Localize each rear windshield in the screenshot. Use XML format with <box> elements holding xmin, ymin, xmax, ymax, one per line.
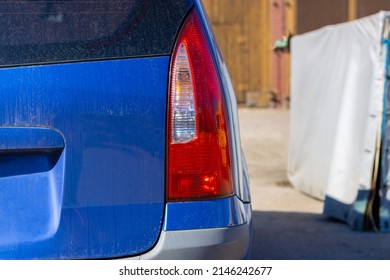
<box><xmin>0</xmin><ymin>0</ymin><xmax>192</xmax><ymax>67</ymax></box>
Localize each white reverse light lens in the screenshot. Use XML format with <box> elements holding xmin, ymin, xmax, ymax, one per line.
<box><xmin>171</xmin><ymin>42</ymin><xmax>196</xmax><ymax>144</ymax></box>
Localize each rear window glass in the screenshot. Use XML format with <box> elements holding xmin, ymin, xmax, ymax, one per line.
<box><xmin>0</xmin><ymin>0</ymin><xmax>192</xmax><ymax>67</ymax></box>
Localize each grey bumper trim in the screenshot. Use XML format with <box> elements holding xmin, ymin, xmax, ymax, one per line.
<box><xmin>127</xmin><ymin>223</ymin><xmax>251</xmax><ymax>260</ymax></box>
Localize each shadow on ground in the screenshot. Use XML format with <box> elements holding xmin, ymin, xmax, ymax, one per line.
<box><xmin>251</xmin><ymin>211</ymin><xmax>390</xmax><ymax>260</ymax></box>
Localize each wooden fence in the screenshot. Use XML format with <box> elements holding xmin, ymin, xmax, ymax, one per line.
<box><xmin>203</xmin><ymin>0</ymin><xmax>271</xmax><ymax>106</ymax></box>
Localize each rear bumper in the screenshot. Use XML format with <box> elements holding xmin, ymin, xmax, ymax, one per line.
<box><xmin>139</xmin><ymin>222</ymin><xmax>251</xmax><ymax>260</ymax></box>
<box><xmin>128</xmin><ymin>199</ymin><xmax>252</xmax><ymax>260</ymax></box>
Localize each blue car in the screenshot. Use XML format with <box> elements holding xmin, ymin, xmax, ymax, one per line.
<box><xmin>0</xmin><ymin>0</ymin><xmax>251</xmax><ymax>259</ymax></box>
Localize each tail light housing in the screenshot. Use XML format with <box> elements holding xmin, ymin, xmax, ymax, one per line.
<box><xmin>167</xmin><ymin>9</ymin><xmax>233</xmax><ymax>202</ymax></box>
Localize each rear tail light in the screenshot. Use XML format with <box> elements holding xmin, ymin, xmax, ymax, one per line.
<box><xmin>167</xmin><ymin>9</ymin><xmax>233</xmax><ymax>202</ymax></box>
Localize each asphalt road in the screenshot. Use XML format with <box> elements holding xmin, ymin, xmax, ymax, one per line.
<box><xmin>238</xmin><ymin>108</ymin><xmax>390</xmax><ymax>260</ymax></box>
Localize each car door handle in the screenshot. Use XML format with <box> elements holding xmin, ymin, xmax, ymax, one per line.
<box><xmin>0</xmin><ymin>127</ymin><xmax>65</xmax><ymax>178</ymax></box>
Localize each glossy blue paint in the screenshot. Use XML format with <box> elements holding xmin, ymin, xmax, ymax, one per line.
<box><xmin>0</xmin><ymin>150</ymin><xmax>65</xmax><ymax>249</ymax></box>
<box><xmin>164</xmin><ymin>196</ymin><xmax>248</xmax><ymax>231</ymax></box>
<box><xmin>0</xmin><ymin>57</ymin><xmax>168</xmax><ymax>258</ymax></box>
<box><xmin>0</xmin><ymin>127</ymin><xmax>64</xmax><ymax>150</ymax></box>
<box><xmin>0</xmin><ymin>204</ymin><xmax>164</xmax><ymax>259</ymax></box>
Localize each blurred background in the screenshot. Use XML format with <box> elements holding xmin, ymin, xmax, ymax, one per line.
<box><xmin>202</xmin><ymin>0</ymin><xmax>390</xmax><ymax>108</ymax></box>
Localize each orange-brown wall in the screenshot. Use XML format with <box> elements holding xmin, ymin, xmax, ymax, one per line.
<box><xmin>202</xmin><ymin>0</ymin><xmax>270</xmax><ymax>106</ymax></box>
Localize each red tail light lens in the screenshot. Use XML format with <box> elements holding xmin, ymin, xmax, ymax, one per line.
<box><xmin>167</xmin><ymin>10</ymin><xmax>233</xmax><ymax>202</ymax></box>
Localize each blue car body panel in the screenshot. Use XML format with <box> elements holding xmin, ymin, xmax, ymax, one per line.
<box><xmin>0</xmin><ymin>57</ymin><xmax>168</xmax><ymax>258</ymax></box>
<box><xmin>0</xmin><ymin>0</ymin><xmax>252</xmax><ymax>259</ymax></box>
<box><xmin>164</xmin><ymin>196</ymin><xmax>248</xmax><ymax>231</ymax></box>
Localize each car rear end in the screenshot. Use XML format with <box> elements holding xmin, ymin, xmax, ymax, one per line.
<box><xmin>0</xmin><ymin>0</ymin><xmax>251</xmax><ymax>259</ymax></box>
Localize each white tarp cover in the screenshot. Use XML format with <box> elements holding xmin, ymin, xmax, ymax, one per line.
<box><xmin>289</xmin><ymin>12</ymin><xmax>389</xmax><ymax>227</ymax></box>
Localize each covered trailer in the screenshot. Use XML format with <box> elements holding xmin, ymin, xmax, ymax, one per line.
<box><xmin>289</xmin><ymin>11</ymin><xmax>390</xmax><ymax>231</ymax></box>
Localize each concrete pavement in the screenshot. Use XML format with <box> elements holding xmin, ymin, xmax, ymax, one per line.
<box><xmin>239</xmin><ymin>108</ymin><xmax>390</xmax><ymax>259</ymax></box>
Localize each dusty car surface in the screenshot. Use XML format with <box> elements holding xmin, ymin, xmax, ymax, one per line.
<box><xmin>0</xmin><ymin>0</ymin><xmax>251</xmax><ymax>259</ymax></box>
